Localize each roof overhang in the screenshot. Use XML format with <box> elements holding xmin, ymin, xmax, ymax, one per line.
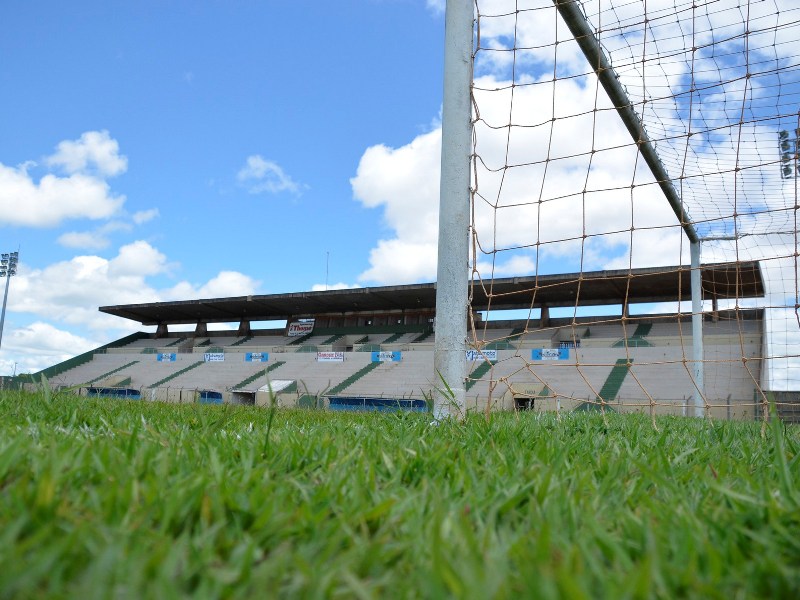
<box><xmin>99</xmin><ymin>261</ymin><xmax>764</xmax><ymax>326</ymax></box>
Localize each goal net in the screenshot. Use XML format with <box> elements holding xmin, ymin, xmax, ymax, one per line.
<box><xmin>461</xmin><ymin>0</ymin><xmax>800</xmax><ymax>419</ymax></box>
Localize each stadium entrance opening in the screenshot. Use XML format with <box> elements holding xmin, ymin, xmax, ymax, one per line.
<box><xmin>514</xmin><ymin>396</ymin><xmax>535</xmax><ymax>411</ymax></box>
<box><xmin>231</xmin><ymin>391</ymin><xmax>255</xmax><ymax>405</ymax></box>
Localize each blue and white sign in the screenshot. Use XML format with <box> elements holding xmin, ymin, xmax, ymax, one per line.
<box><xmin>532</xmin><ymin>348</ymin><xmax>569</xmax><ymax>361</ymax></box>
<box><xmin>466</xmin><ymin>349</ymin><xmax>498</xmax><ymax>361</ymax></box>
<box><xmin>204</xmin><ymin>352</ymin><xmax>225</xmax><ymax>362</ymax></box>
<box><xmin>371</xmin><ymin>351</ymin><xmax>402</xmax><ymax>362</ymax></box>
<box><xmin>245</xmin><ymin>352</ymin><xmax>269</xmax><ymax>362</ymax></box>
<box><xmin>157</xmin><ymin>353</ymin><xmax>176</xmax><ymax>362</ymax></box>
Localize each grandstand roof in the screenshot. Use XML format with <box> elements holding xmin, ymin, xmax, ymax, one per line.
<box><xmin>99</xmin><ymin>261</ymin><xmax>764</xmax><ymax>326</ymax></box>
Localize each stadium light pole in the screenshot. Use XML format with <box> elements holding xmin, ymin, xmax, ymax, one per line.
<box><xmin>434</xmin><ymin>0</ymin><xmax>473</xmax><ymax>420</ymax></box>
<box><xmin>0</xmin><ymin>251</ymin><xmax>19</xmax><ymax>351</ymax></box>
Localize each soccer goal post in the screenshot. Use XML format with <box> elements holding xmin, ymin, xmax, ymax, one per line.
<box><xmin>435</xmin><ymin>0</ymin><xmax>800</xmax><ymax>421</ymax></box>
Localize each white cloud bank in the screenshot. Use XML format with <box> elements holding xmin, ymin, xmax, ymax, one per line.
<box><xmin>352</xmin><ymin>0</ymin><xmax>799</xmax><ymax>288</ymax></box>
<box><xmin>10</xmin><ymin>241</ymin><xmax>259</xmax><ymax>335</ymax></box>
<box><xmin>0</xmin><ymin>130</ymin><xmax>128</xmax><ymax>227</ymax></box>
<box><xmin>351</xmin><ymin>0</ymin><xmax>800</xmax><ymax>390</ymax></box>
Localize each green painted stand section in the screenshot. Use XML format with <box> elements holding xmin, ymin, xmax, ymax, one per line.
<box><xmin>18</xmin><ymin>332</ymin><xmax>149</xmax><ymax>385</ymax></box>
<box><xmin>164</xmin><ymin>338</ymin><xmax>186</xmax><ymax>347</ymax></box>
<box><xmin>485</xmin><ymin>327</ymin><xmax>525</xmax><ymax>350</ymax></box>
<box><xmin>328</xmin><ymin>362</ymin><xmax>381</xmax><ymax>395</ymax></box>
<box><xmin>596</xmin><ymin>358</ymin><xmax>633</xmax><ymax>402</ymax></box>
<box><xmin>466</xmin><ymin>360</ymin><xmax>496</xmax><ymax>391</ymax></box>
<box><xmin>281</xmin><ymin>381</ymin><xmax>298</xmax><ymax>394</ymax></box>
<box><xmin>288</xmin><ymin>333</ymin><xmax>314</xmax><ymax>346</ymax></box>
<box><xmin>382</xmin><ymin>332</ymin><xmax>405</xmax><ymax>344</ymax></box>
<box><xmin>297</xmin><ymin>394</ymin><xmax>316</xmax><ymax>408</ymax></box>
<box><xmin>230</xmin><ymin>336</ymin><xmax>253</xmax><ymax>347</ymax></box>
<box><xmin>149</xmin><ymin>361</ymin><xmax>204</xmax><ymax>388</ymax></box>
<box><xmin>612</xmin><ymin>324</ymin><xmax>653</xmax><ymax>347</ymax></box>
<box><xmin>87</xmin><ymin>360</ymin><xmax>140</xmax><ymax>386</ymax></box>
<box><xmin>412</xmin><ymin>329</ymin><xmax>434</xmax><ymax>343</ymax></box>
<box><xmin>322</xmin><ymin>334</ymin><xmax>345</xmax><ymax>345</ymax></box>
<box><xmin>232</xmin><ymin>361</ymin><xmax>286</xmax><ymax>390</ymax></box>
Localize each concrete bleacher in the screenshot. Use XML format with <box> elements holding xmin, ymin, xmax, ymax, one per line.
<box><xmin>35</xmin><ymin>313</ymin><xmax>767</xmax><ymax>418</ymax></box>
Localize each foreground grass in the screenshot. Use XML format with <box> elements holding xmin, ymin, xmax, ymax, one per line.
<box><xmin>0</xmin><ymin>391</ymin><xmax>798</xmax><ymax>599</ymax></box>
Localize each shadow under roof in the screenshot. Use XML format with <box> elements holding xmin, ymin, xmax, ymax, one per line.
<box><xmin>99</xmin><ymin>261</ymin><xmax>764</xmax><ymax>326</ymax></box>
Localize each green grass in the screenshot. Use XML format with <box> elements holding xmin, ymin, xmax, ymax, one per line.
<box><xmin>0</xmin><ymin>390</ymin><xmax>798</xmax><ymax>598</ymax></box>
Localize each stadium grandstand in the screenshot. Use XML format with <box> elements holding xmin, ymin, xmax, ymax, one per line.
<box><xmin>13</xmin><ymin>259</ymin><xmax>796</xmax><ymax>421</ymax></box>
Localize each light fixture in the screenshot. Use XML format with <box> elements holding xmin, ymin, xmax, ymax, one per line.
<box><xmin>0</xmin><ymin>251</ymin><xmax>19</xmax><ymax>352</ymax></box>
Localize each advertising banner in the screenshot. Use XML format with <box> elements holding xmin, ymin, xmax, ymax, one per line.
<box><xmin>157</xmin><ymin>353</ymin><xmax>177</xmax><ymax>362</ymax></box>
<box><xmin>465</xmin><ymin>349</ymin><xmax>498</xmax><ymax>362</ymax></box>
<box><xmin>371</xmin><ymin>351</ymin><xmax>402</xmax><ymax>362</ymax></box>
<box><xmin>245</xmin><ymin>352</ymin><xmax>269</xmax><ymax>362</ymax></box>
<box><xmin>317</xmin><ymin>351</ymin><xmax>344</xmax><ymax>362</ymax></box>
<box><xmin>204</xmin><ymin>352</ymin><xmax>225</xmax><ymax>362</ymax></box>
<box><xmin>288</xmin><ymin>320</ymin><xmax>315</xmax><ymax>337</ymax></box>
<box><xmin>532</xmin><ymin>348</ymin><xmax>570</xmax><ymax>361</ymax></box>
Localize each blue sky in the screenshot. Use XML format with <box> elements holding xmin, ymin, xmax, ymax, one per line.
<box><xmin>0</xmin><ymin>0</ymin><xmax>449</xmax><ymax>373</ymax></box>
<box><xmin>2</xmin><ymin>0</ymin><xmax>798</xmax><ymax>388</ymax></box>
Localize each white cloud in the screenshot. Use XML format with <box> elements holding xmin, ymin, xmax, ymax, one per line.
<box><xmin>351</xmin><ymin>129</ymin><xmax>442</xmax><ymax>284</ymax></box>
<box><xmin>350</xmin><ymin>75</ymin><xmax>684</xmax><ymax>284</ymax></box>
<box><xmin>360</xmin><ymin>239</ymin><xmax>439</xmax><ymax>284</ymax></box>
<box><xmin>164</xmin><ymin>271</ymin><xmax>260</xmax><ymax>300</ymax></box>
<box><xmin>353</xmin><ymin>1</ymin><xmax>800</xmax><ymax>289</ymax></box>
<box><xmin>0</xmin><ymin>322</ymin><xmax>99</xmax><ymax>375</ymax></box>
<box><xmin>237</xmin><ymin>155</ymin><xmax>304</xmax><ymax>195</ymax></box>
<box><xmin>57</xmin><ymin>231</ymin><xmax>110</xmax><ymax>250</ymax></box>
<box><xmin>58</xmin><ymin>207</ymin><xmax>160</xmax><ymax>250</ymax></box>
<box><xmin>132</xmin><ymin>208</ymin><xmax>160</xmax><ymax>224</ymax></box>
<box><xmin>6</xmin><ymin>321</ymin><xmax>98</xmax><ymax>356</ymax></box>
<box><xmin>426</xmin><ymin>0</ymin><xmax>445</xmax><ymax>14</ymax></box>
<box><xmin>57</xmin><ymin>220</ymin><xmax>133</xmax><ymax>250</ymax></box>
<box><xmin>9</xmin><ymin>241</ymin><xmax>257</xmax><ymax>335</ymax></box>
<box><xmin>0</xmin><ymin>131</ymin><xmax>127</xmax><ymax>227</ymax></box>
<box><xmin>0</xmin><ymin>166</ymin><xmax>125</xmax><ymax>227</ymax></box>
<box><xmin>475</xmin><ymin>254</ymin><xmax>538</xmax><ymax>278</ymax></box>
<box><xmin>108</xmin><ymin>240</ymin><xmax>170</xmax><ymax>278</ymax></box>
<box><xmin>46</xmin><ymin>130</ymin><xmax>127</xmax><ymax>177</ymax></box>
<box><xmin>310</xmin><ymin>282</ymin><xmax>361</xmax><ymax>292</ymax></box>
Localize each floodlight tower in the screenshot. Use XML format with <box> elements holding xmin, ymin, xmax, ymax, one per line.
<box><xmin>0</xmin><ymin>251</ymin><xmax>19</xmax><ymax>350</ymax></box>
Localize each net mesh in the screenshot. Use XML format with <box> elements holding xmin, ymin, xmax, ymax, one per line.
<box><xmin>466</xmin><ymin>0</ymin><xmax>800</xmax><ymax>419</ymax></box>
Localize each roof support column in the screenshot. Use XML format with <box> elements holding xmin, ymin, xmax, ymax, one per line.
<box><xmin>540</xmin><ymin>305</ymin><xmax>550</xmax><ymax>328</ymax></box>
<box><xmin>237</xmin><ymin>320</ymin><xmax>251</xmax><ymax>337</ymax></box>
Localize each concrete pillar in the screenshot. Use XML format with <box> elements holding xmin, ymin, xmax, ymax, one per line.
<box><xmin>155</xmin><ymin>323</ymin><xmax>168</xmax><ymax>338</ymax></box>
<box><xmin>540</xmin><ymin>305</ymin><xmax>550</xmax><ymax>328</ymax></box>
<box><xmin>237</xmin><ymin>320</ymin><xmax>251</xmax><ymax>336</ymax></box>
<box><xmin>194</xmin><ymin>322</ymin><xmax>208</xmax><ymax>337</ymax></box>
